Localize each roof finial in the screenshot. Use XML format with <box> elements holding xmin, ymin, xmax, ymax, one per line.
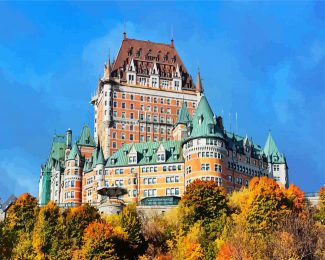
<box><xmin>123</xmin><ymin>19</ymin><xmax>127</xmax><ymax>40</ymax></box>
<box><xmin>171</xmin><ymin>25</ymin><xmax>174</xmax><ymax>47</ymax></box>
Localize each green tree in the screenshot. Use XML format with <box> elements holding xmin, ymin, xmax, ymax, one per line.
<box><xmin>32</xmin><ymin>201</ymin><xmax>61</xmax><ymax>259</ymax></box>
<box><xmin>65</xmin><ymin>204</ymin><xmax>100</xmax><ymax>248</ymax></box>
<box><xmin>120</xmin><ymin>204</ymin><xmax>147</xmax><ymax>257</ymax></box>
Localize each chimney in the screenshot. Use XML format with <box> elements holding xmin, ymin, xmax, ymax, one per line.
<box><xmin>217</xmin><ymin>116</ymin><xmax>223</xmax><ymax>130</ymax></box>
<box><xmin>66</xmin><ymin>128</ymin><xmax>72</xmax><ymax>149</ymax></box>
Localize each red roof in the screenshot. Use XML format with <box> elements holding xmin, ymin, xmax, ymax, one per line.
<box><xmin>111</xmin><ymin>38</ymin><xmax>195</xmax><ymax>91</ymax></box>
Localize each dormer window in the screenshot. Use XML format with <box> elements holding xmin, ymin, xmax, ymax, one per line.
<box><xmin>198</xmin><ymin>115</ymin><xmax>203</xmax><ymax>124</ymax></box>
<box><xmin>128</xmin><ymin>156</ymin><xmax>137</xmax><ymax>164</ymax></box>
<box><xmin>157</xmin><ymin>154</ymin><xmax>165</xmax><ymax>162</ymax></box>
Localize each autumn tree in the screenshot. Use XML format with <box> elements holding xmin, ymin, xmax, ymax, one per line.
<box><xmin>32</xmin><ymin>201</ymin><xmax>61</xmax><ymax>259</ymax></box>
<box><xmin>315</xmin><ymin>186</ymin><xmax>325</xmax><ymax>224</ymax></box>
<box><xmin>180</xmin><ymin>180</ymin><xmax>229</xmax><ymax>229</ymax></box>
<box><xmin>120</xmin><ymin>204</ymin><xmax>147</xmax><ymax>257</ymax></box>
<box><xmin>64</xmin><ymin>203</ymin><xmax>100</xmax><ymax>248</ymax></box>
<box><xmin>1</xmin><ymin>193</ymin><xmax>38</xmax><ymax>259</ymax></box>
<box><xmin>81</xmin><ymin>221</ymin><xmax>129</xmax><ymax>259</ymax></box>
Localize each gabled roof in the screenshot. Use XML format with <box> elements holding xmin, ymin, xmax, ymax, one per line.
<box><xmin>68</xmin><ymin>143</ymin><xmax>80</xmax><ymax>160</ymax></box>
<box><xmin>106</xmin><ymin>140</ymin><xmax>182</xmax><ymax>167</ymax></box>
<box><xmin>111</xmin><ymin>37</ymin><xmax>195</xmax><ymax>90</ymax></box>
<box><xmin>263</xmin><ymin>133</ymin><xmax>286</xmax><ymax>164</ymax></box>
<box><xmin>77</xmin><ymin>125</ymin><xmax>96</xmax><ymax>147</ymax></box>
<box><xmin>176</xmin><ymin>101</ymin><xmax>191</xmax><ymax>126</ymax></box>
<box><xmin>189</xmin><ymin>95</ymin><xmax>224</xmax><ymax>139</ymax></box>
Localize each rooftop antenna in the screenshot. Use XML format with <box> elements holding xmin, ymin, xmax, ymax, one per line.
<box><xmin>235</xmin><ymin>112</ymin><xmax>238</xmax><ymax>133</ymax></box>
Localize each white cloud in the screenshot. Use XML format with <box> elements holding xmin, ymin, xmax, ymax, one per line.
<box><xmin>0</xmin><ymin>147</ymin><xmax>39</xmax><ymax>198</ymax></box>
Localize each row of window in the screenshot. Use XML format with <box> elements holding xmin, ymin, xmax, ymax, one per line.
<box><xmin>65</xmin><ymin>180</ymin><xmax>75</xmax><ymax>188</ymax></box>
<box><xmin>66</xmin><ymin>169</ymin><xmax>78</xmax><ymax>175</ymax></box>
<box><xmin>64</xmin><ymin>191</ymin><xmax>75</xmax><ymax>199</ymax></box>
<box><xmin>112</xmin><ymin>123</ymin><xmax>172</xmax><ymax>133</ymax></box>
<box><xmin>186</xmin><ymin>177</ymin><xmax>222</xmax><ymax>185</ymax></box>
<box><xmin>200</xmin><ymin>163</ymin><xmax>222</xmax><ymax>172</ymax></box>
<box><xmin>198</xmin><ymin>152</ymin><xmax>223</xmax><ymax>159</ymax></box>
<box><xmin>112</xmin><ymin>92</ymin><xmax>195</xmax><ymax>108</ymax></box>
<box><xmin>227</xmin><ymin>162</ymin><xmax>265</xmax><ymax>176</ymax></box>
<box><xmin>166</xmin><ymin>176</ymin><xmax>180</xmax><ymax>183</ymax></box>
<box><xmin>166</xmin><ymin>188</ymin><xmax>180</xmax><ymax>196</ymax></box>
<box><xmin>112</xmin><ymin>135</ymin><xmax>171</xmax><ymax>148</ymax></box>
<box><xmin>143</xmin><ymin>177</ymin><xmax>157</xmax><ymax>185</ymax></box>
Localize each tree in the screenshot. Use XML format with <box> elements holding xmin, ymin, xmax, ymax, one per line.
<box><xmin>235</xmin><ymin>177</ymin><xmax>290</xmax><ymax>233</ymax></box>
<box><xmin>5</xmin><ymin>193</ymin><xmax>38</xmax><ymax>233</ymax></box>
<box><xmin>120</xmin><ymin>204</ymin><xmax>146</xmax><ymax>257</ymax></box>
<box><xmin>167</xmin><ymin>224</ymin><xmax>204</xmax><ymax>260</ymax></box>
<box><xmin>65</xmin><ymin>204</ymin><xmax>100</xmax><ymax>248</ymax></box>
<box><xmin>181</xmin><ymin>180</ymin><xmax>229</xmax><ymax>228</ymax></box>
<box><xmin>315</xmin><ymin>186</ymin><xmax>325</xmax><ymax>224</ymax></box>
<box><xmin>32</xmin><ymin>201</ymin><xmax>60</xmax><ymax>259</ymax></box>
<box><xmin>81</xmin><ymin>221</ymin><xmax>129</xmax><ymax>260</ymax></box>
<box><xmin>1</xmin><ymin>193</ymin><xmax>38</xmax><ymax>259</ymax></box>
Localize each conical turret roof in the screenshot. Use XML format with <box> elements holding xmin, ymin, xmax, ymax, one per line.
<box><xmin>176</xmin><ymin>101</ymin><xmax>191</xmax><ymax>126</ymax></box>
<box><xmin>96</xmin><ymin>147</ymin><xmax>105</xmax><ymax>165</ymax></box>
<box><xmin>189</xmin><ymin>95</ymin><xmax>223</xmax><ymax>139</ymax></box>
<box><xmin>263</xmin><ymin>132</ymin><xmax>286</xmax><ymax>164</ymax></box>
<box><xmin>68</xmin><ymin>143</ymin><xmax>80</xmax><ymax>160</ymax></box>
<box><xmin>77</xmin><ymin>125</ymin><xmax>96</xmax><ymax>147</ymax></box>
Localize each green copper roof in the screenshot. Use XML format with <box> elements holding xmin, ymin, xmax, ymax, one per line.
<box><xmin>263</xmin><ymin>133</ymin><xmax>286</xmax><ymax>164</ymax></box>
<box><xmin>176</xmin><ymin>101</ymin><xmax>191</xmax><ymax>125</ymax></box>
<box><xmin>96</xmin><ymin>147</ymin><xmax>105</xmax><ymax>165</ymax></box>
<box><xmin>188</xmin><ymin>95</ymin><xmax>224</xmax><ymax>139</ymax></box>
<box><xmin>68</xmin><ymin>143</ymin><xmax>81</xmax><ymax>160</ymax></box>
<box><xmin>77</xmin><ymin>125</ymin><xmax>96</xmax><ymax>147</ymax></box>
<box><xmin>106</xmin><ymin>140</ymin><xmax>182</xmax><ymax>167</ymax></box>
<box><xmin>48</xmin><ymin>134</ymin><xmax>66</xmax><ymax>162</ymax></box>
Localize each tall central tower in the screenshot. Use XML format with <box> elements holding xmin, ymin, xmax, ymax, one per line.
<box><xmin>91</xmin><ymin>35</ymin><xmax>202</xmax><ymax>158</ymax></box>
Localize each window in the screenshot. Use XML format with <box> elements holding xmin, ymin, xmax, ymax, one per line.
<box><xmin>157</xmin><ymin>154</ymin><xmax>165</xmax><ymax>162</ymax></box>
<box><xmin>186</xmin><ymin>166</ymin><xmax>192</xmax><ymax>174</ymax></box>
<box><xmin>130</xmin><ymin>125</ymin><xmax>134</xmax><ymax>131</ymax></box>
<box><xmin>130</xmin><ymin>113</ymin><xmax>134</xmax><ymax>119</ymax></box>
<box><xmin>122</xmin><ymin>112</ymin><xmax>126</xmax><ymax>119</ymax></box>
<box><xmin>201</xmin><ymin>163</ymin><xmax>210</xmax><ymax>171</ymax></box>
<box><xmin>215</xmin><ymin>164</ymin><xmax>222</xmax><ymax>172</ymax></box>
<box><xmin>112</xmin><ymin>142</ymin><xmax>117</xmax><ymax>148</ymax></box>
<box><xmin>112</xmin><ymin>132</ymin><xmax>116</xmax><ymax>138</ymax></box>
<box><xmin>122</xmin><ymin>93</ymin><xmax>126</xmax><ymax>99</ymax></box>
<box><xmin>122</xmin><ymin>103</ymin><xmax>126</xmax><ymax>109</ymax></box>
<box><xmin>130</xmin><ymin>134</ymin><xmax>134</xmax><ymax>141</ymax></box>
<box><xmin>152</xmin><ymin>77</ymin><xmax>158</xmax><ymax>87</ymax></box>
<box><xmin>160</xmin><ymin>98</ymin><xmax>164</xmax><ymax>104</ymax></box>
<box><xmin>121</xmin><ymin>133</ymin><xmax>125</xmax><ymax>140</ymax></box>
<box><xmin>113</xmin><ymin>101</ymin><xmax>117</xmax><ymax>107</ymax></box>
<box><xmin>228</xmin><ymin>175</ymin><xmax>233</xmax><ymax>182</ymax></box>
<box><xmin>130</xmin><ymin>103</ymin><xmax>134</xmax><ymax>109</ymax></box>
<box><xmin>131</xmin><ymin>94</ymin><xmax>134</xmax><ymax>100</ymax></box>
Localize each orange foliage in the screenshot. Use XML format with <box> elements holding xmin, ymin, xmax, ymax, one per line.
<box><xmin>216</xmin><ymin>243</ymin><xmax>235</xmax><ymax>260</ymax></box>
<box><xmin>285</xmin><ymin>184</ymin><xmax>305</xmax><ymax>210</ymax></box>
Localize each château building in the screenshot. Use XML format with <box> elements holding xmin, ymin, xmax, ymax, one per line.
<box><xmin>38</xmin><ymin>35</ymin><xmax>289</xmax><ymax>209</ymax></box>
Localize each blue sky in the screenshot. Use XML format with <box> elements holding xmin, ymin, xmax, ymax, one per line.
<box><xmin>0</xmin><ymin>1</ymin><xmax>324</xmax><ymax>200</ymax></box>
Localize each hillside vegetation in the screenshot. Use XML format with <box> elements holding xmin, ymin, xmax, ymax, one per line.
<box><xmin>0</xmin><ymin>177</ymin><xmax>324</xmax><ymax>259</ymax></box>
